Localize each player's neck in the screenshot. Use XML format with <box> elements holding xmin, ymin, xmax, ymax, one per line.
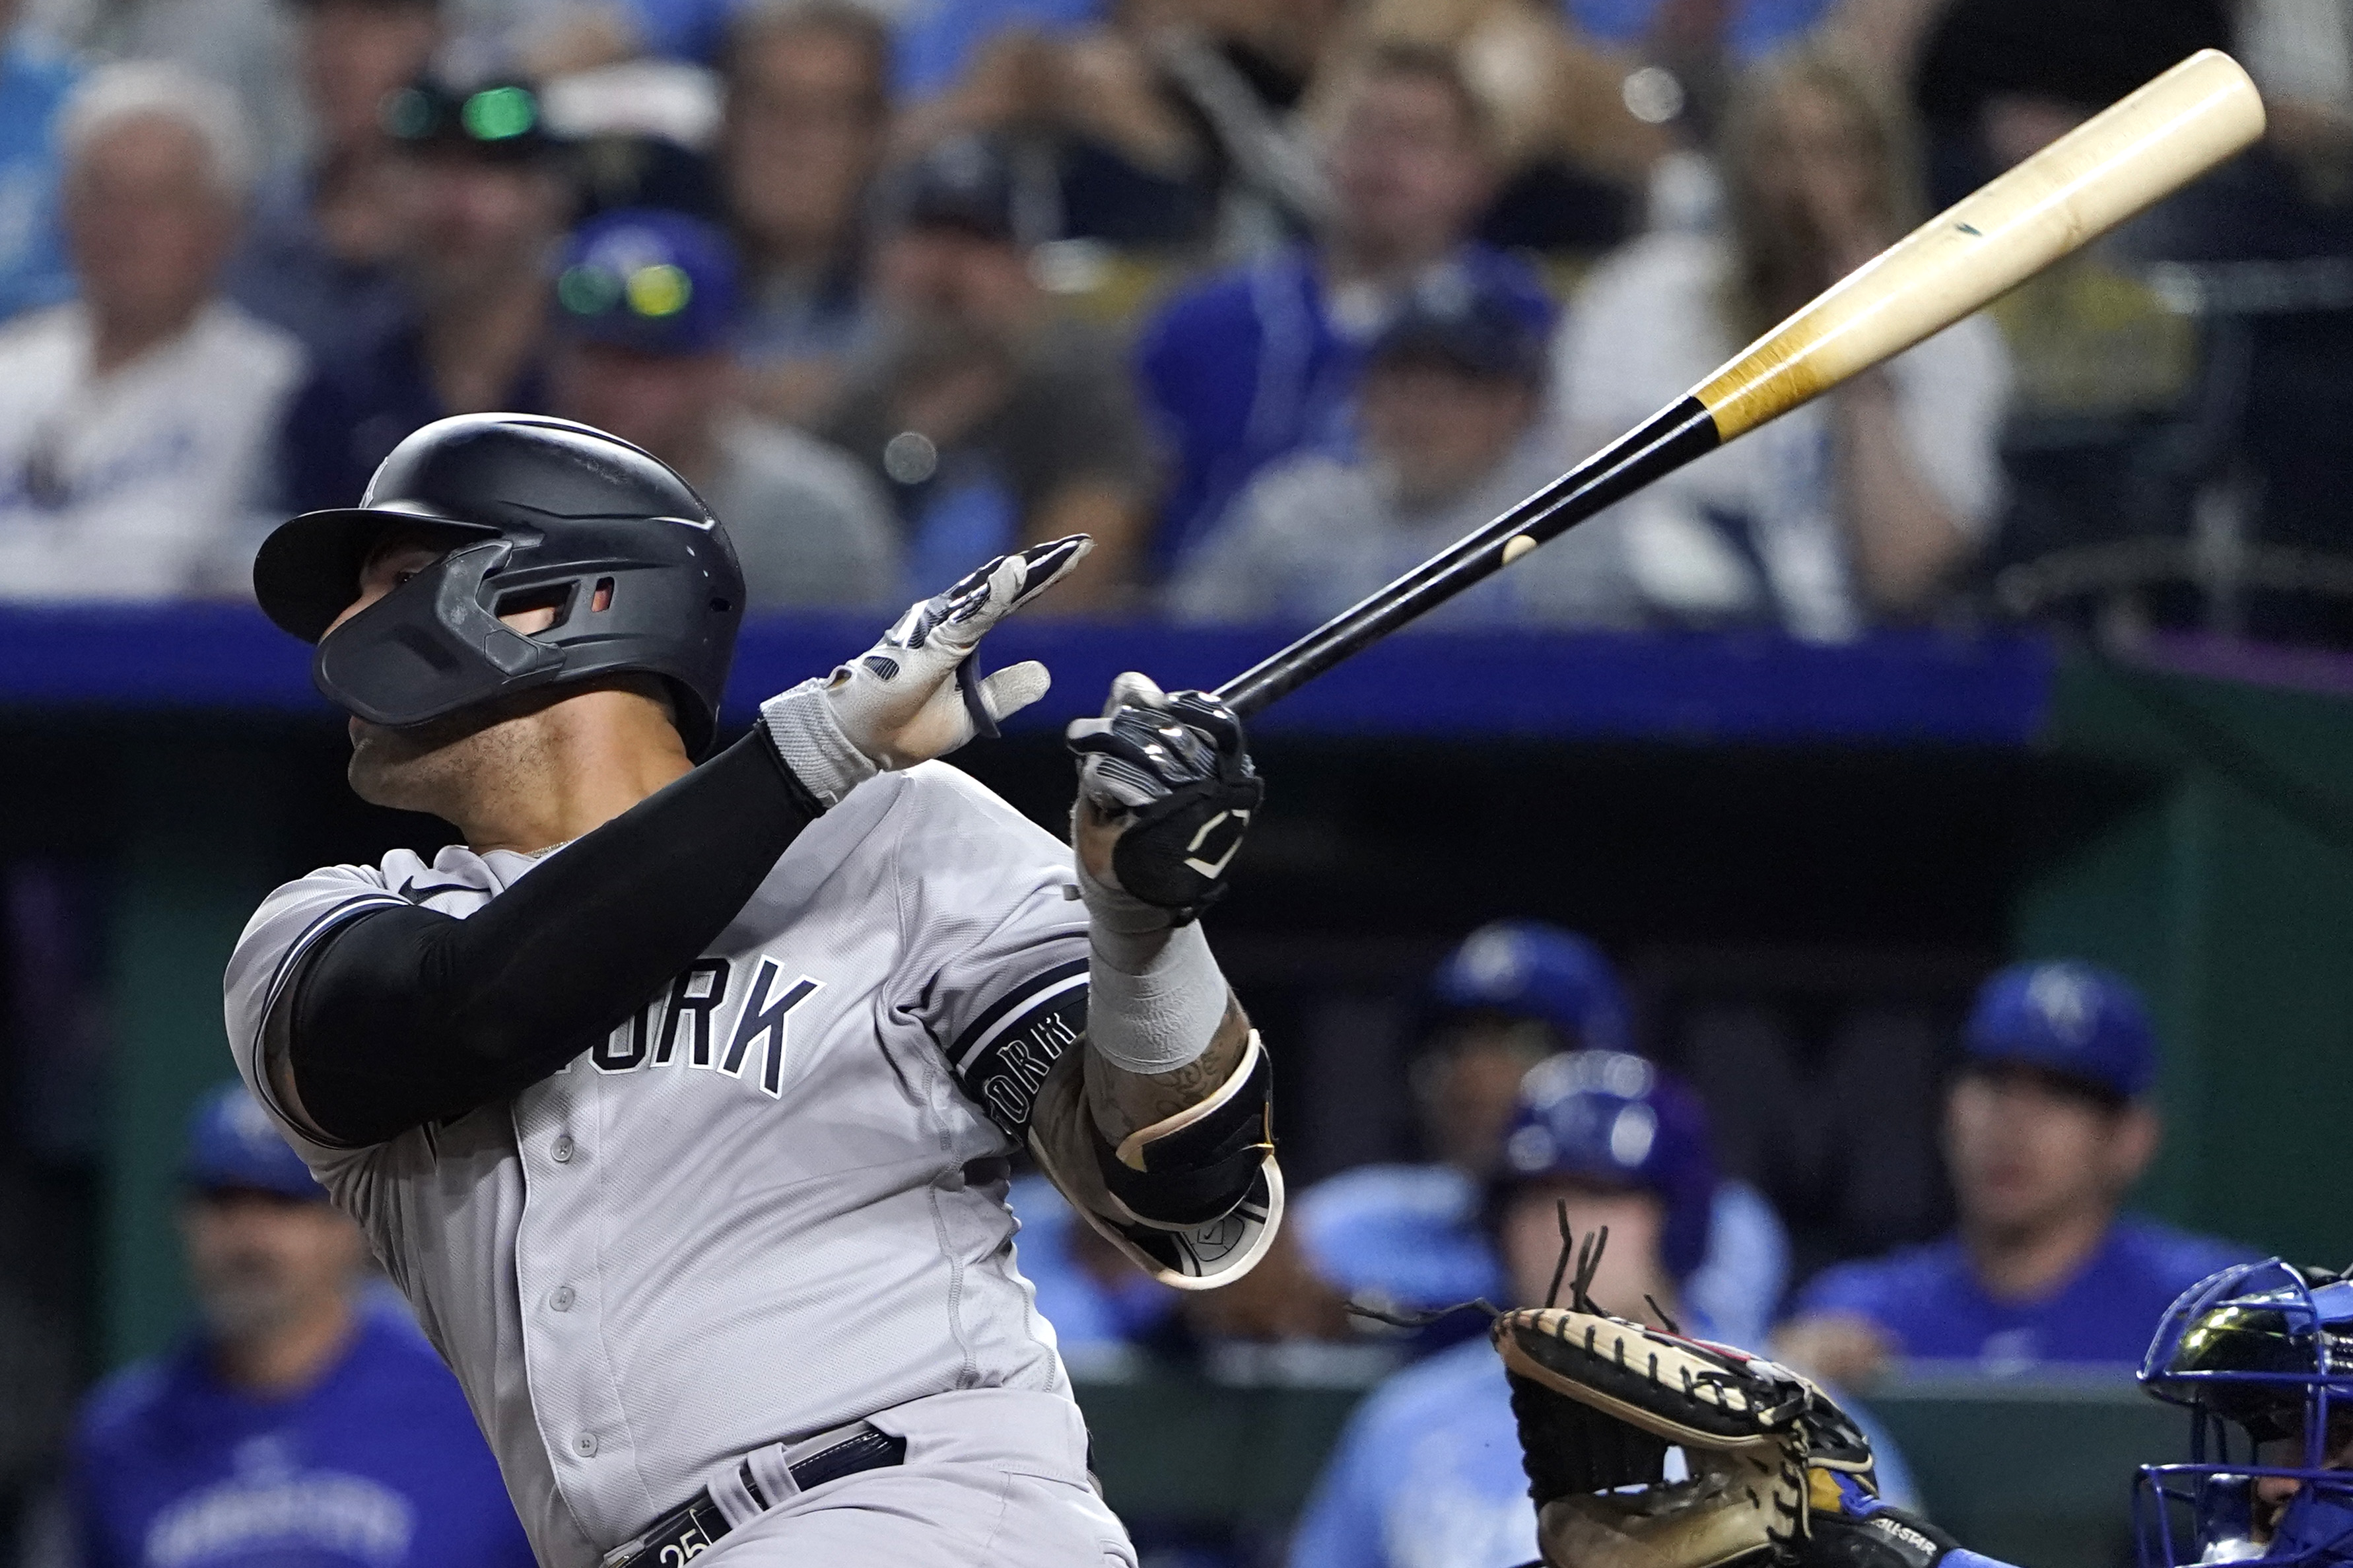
<box><xmin>1961</xmin><ymin>1202</ymin><xmax>2115</xmax><ymax>1302</ymax></box>
<box><xmin>213</xmin><ymin>1290</ymin><xmax>358</xmax><ymax>1399</ymax></box>
<box><xmin>454</xmin><ymin>693</ymin><xmax>695</xmax><ymax>855</ymax></box>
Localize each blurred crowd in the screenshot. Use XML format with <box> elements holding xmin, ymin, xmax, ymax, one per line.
<box><xmin>0</xmin><ymin>0</ymin><xmax>2344</xmax><ymax>637</ymax></box>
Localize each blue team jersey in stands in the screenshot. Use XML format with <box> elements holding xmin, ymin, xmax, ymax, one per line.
<box><xmin>1287</xmin><ymin>1316</ymin><xmax>1920</xmax><ymax>1568</ymax></box>
<box><xmin>1789</xmin><ymin>1214</ymin><xmax>2253</xmax><ymax>1368</ymax></box>
<box><xmin>1135</xmin><ymin>244</ymin><xmax>1555</xmax><ymax>566</ymax></box>
<box><xmin>1294</xmin><ymin>1163</ymin><xmax>1790</xmax><ymax>1352</ymax></box>
<box><xmin>70</xmin><ymin>1305</ymin><xmax>533</xmax><ymax>1568</ymax></box>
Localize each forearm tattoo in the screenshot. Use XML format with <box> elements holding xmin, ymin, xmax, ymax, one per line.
<box><xmin>1085</xmin><ymin>989</ymin><xmax>1250</xmax><ymax>1143</ymax></box>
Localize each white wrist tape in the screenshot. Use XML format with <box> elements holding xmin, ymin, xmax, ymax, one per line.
<box><xmin>759</xmin><ymin>678</ymin><xmax>879</xmax><ymax>808</ymax></box>
<box><xmin>1086</xmin><ymin>917</ymin><xmax>1227</xmax><ymax>1075</ymax></box>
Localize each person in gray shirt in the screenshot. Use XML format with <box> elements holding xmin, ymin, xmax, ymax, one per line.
<box><xmin>1169</xmin><ymin>275</ymin><xmax>1642</xmax><ymax>631</ymax></box>
<box><xmin>550</xmin><ymin>205</ymin><xmax>900</xmax><ymax>613</ymax></box>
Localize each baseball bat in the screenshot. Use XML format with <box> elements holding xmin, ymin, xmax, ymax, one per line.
<box><xmin>1211</xmin><ymin>49</ymin><xmax>2266</xmax><ymax>718</ymax></box>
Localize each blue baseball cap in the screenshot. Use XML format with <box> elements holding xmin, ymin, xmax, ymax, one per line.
<box><xmin>1963</xmin><ymin>960</ymin><xmax>2158</xmax><ymax>1101</ymax></box>
<box><xmin>1431</xmin><ymin>921</ymin><xmax>1631</xmax><ymax>1054</ymax></box>
<box><xmin>184</xmin><ymin>1082</ymin><xmax>325</xmax><ymax>1202</ymax></box>
<box><xmin>1370</xmin><ymin>272</ymin><xmax>1548</xmax><ymax>388</ymax></box>
<box><xmin>1493</xmin><ymin>1050</ymin><xmax>1717</xmax><ymax>1281</ymax></box>
<box><xmin>555</xmin><ymin>207</ymin><xmax>739</xmax><ymax>356</ymax></box>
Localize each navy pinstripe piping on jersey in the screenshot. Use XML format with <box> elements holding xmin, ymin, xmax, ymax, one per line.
<box><xmin>254</xmin><ymin>892</ymin><xmax>411</xmax><ymax>1046</ymax></box>
<box><xmin>947</xmin><ymin>957</ymin><xmax>1089</xmax><ymax>1074</ymax></box>
<box><xmin>250</xmin><ymin>891</ymin><xmax>411</xmax><ymax>1148</ymax></box>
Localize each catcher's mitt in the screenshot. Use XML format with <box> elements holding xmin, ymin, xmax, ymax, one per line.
<box><xmin>1494</xmin><ymin>1223</ymin><xmax>1880</xmax><ymax>1568</ymax></box>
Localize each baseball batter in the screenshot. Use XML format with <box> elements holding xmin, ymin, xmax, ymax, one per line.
<box><xmin>222</xmin><ymin>413</ymin><xmax>1281</xmax><ymax>1568</ymax></box>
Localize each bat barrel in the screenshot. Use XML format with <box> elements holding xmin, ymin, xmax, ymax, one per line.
<box><xmin>1215</xmin><ymin>400</ymin><xmax>1718</xmax><ymax>716</ymax></box>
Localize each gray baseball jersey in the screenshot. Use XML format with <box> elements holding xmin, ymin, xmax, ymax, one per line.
<box><xmin>223</xmin><ymin>763</ymin><xmax>1099</xmax><ymax>1568</ymax></box>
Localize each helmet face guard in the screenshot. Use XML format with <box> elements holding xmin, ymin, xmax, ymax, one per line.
<box><xmin>316</xmin><ymin>540</ymin><xmax>565</xmax><ymax>727</ymax></box>
<box><xmin>2136</xmin><ymin>1260</ymin><xmax>2353</xmax><ymax>1568</ymax></box>
<box><xmin>256</xmin><ymin>415</ymin><xmax>745</xmax><ymax>757</ymax></box>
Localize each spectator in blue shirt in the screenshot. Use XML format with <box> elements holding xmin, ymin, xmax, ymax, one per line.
<box><xmin>1135</xmin><ymin>40</ymin><xmax>1554</xmax><ymax>566</ymax></box>
<box><xmin>1288</xmin><ymin>1048</ymin><xmax>1911</xmax><ymax>1568</ymax></box>
<box><xmin>1294</xmin><ymin>922</ymin><xmax>1790</xmax><ymax>1356</ymax></box>
<box><xmin>1775</xmin><ymin>961</ymin><xmax>2253</xmax><ymax>1384</ymax></box>
<box><xmin>65</xmin><ymin>1082</ymin><xmax>532</xmax><ymax>1568</ymax></box>
<box><xmin>0</xmin><ymin>0</ymin><xmax>77</xmax><ymax>324</ymax></box>
<box><xmin>277</xmin><ymin>76</ymin><xmax>565</xmax><ymax>512</ymax></box>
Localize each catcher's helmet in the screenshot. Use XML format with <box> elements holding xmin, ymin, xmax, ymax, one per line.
<box><xmin>1430</xmin><ymin>921</ymin><xmax>1631</xmax><ymax>1054</ymax></box>
<box><xmin>1491</xmin><ymin>1050</ymin><xmax>1717</xmax><ymax>1281</ymax></box>
<box><xmin>2136</xmin><ymin>1258</ymin><xmax>2353</xmax><ymax>1568</ymax></box>
<box><xmin>254</xmin><ymin>414</ymin><xmax>744</xmax><ymax>757</ymax></box>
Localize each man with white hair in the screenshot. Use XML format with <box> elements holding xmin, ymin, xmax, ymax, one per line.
<box><xmin>0</xmin><ymin>63</ymin><xmax>305</xmax><ymax>601</ymax></box>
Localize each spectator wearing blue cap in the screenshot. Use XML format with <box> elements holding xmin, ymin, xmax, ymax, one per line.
<box><xmin>1291</xmin><ymin>922</ymin><xmax>1790</xmax><ymax>1357</ymax></box>
<box><xmin>1774</xmin><ymin>961</ymin><xmax>2255</xmax><ymax>1386</ymax></box>
<box><xmin>1166</xmin><ymin>269</ymin><xmax>1641</xmax><ymax>629</ymax></box>
<box><xmin>1136</xmin><ymin>42</ymin><xmax>1555</xmax><ymax>569</ymax></box>
<box><xmin>549</xmin><ymin>206</ymin><xmax>900</xmax><ymax>611</ymax></box>
<box><xmin>1288</xmin><ymin>1049</ymin><xmax>1909</xmax><ymax>1568</ymax></box>
<box><xmin>819</xmin><ymin>133</ymin><xmax>1155</xmax><ymax>609</ymax></box>
<box><xmin>63</xmin><ymin>1083</ymin><xmax>531</xmax><ymax>1568</ymax></box>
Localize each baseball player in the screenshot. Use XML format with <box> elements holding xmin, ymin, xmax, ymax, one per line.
<box><xmin>1777</xmin><ymin>961</ymin><xmax>2247</xmax><ymax>1384</ymax></box>
<box><xmin>1291</xmin><ymin>1050</ymin><xmax>1915</xmax><ymax>1568</ymax></box>
<box><xmin>222</xmin><ymin>413</ymin><xmax>1282</xmax><ymax>1568</ymax></box>
<box><xmin>1295</xmin><ymin>922</ymin><xmax>1790</xmax><ymax>1353</ymax></box>
<box><xmin>67</xmin><ymin>1083</ymin><xmax>532</xmax><ymax>1568</ymax></box>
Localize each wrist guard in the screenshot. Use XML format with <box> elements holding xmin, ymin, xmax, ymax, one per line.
<box><xmin>1027</xmin><ymin>1031</ymin><xmax>1283</xmax><ymax>1290</ymax></box>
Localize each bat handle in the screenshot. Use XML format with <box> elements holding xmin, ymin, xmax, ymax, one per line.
<box><xmin>1213</xmin><ymin>400</ymin><xmax>1719</xmax><ymax>719</ymax></box>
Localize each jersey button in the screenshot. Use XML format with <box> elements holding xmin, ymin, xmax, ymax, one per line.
<box><xmin>574</xmin><ymin>1433</ymin><xmax>598</xmax><ymax>1458</ymax></box>
<box><xmin>550</xmin><ymin>1285</ymin><xmax>576</xmax><ymax>1312</ymax></box>
<box><xmin>551</xmin><ymin>1136</ymin><xmax>574</xmax><ymax>1163</ymax></box>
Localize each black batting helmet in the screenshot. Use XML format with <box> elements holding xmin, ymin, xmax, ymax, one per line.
<box><xmin>254</xmin><ymin>414</ymin><xmax>745</xmax><ymax>756</ymax></box>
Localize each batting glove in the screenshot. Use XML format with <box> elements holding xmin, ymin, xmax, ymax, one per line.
<box><xmin>763</xmin><ymin>535</ymin><xmax>1090</xmax><ymax>806</ymax></box>
<box><xmin>1067</xmin><ymin>672</ymin><xmax>1262</xmax><ymax>923</ymax></box>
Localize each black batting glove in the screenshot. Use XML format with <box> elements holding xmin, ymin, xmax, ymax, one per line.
<box><xmin>1067</xmin><ymin>672</ymin><xmax>1262</xmax><ymax>922</ymax></box>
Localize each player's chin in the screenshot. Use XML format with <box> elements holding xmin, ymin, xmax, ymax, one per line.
<box><xmin>346</xmin><ymin>712</ymin><xmax>479</xmax><ymax>807</ymax></box>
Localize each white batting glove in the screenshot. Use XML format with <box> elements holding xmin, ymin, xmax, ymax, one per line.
<box><xmin>761</xmin><ymin>535</ymin><xmax>1091</xmax><ymax>806</ymax></box>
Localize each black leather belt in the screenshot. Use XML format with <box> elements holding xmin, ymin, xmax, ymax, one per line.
<box><xmin>601</xmin><ymin>1426</ymin><xmax>907</xmax><ymax>1568</ymax></box>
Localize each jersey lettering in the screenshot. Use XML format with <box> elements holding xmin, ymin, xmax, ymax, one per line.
<box><xmin>594</xmin><ymin>1005</ymin><xmax>657</xmax><ymax>1074</ymax></box>
<box><xmin>946</xmin><ymin>960</ymin><xmax>1091</xmax><ymax>1136</ymax></box>
<box><xmin>719</xmin><ymin>961</ymin><xmax>823</xmax><ymax>1098</ymax></box>
<box><xmin>654</xmin><ymin>960</ymin><xmax>731</xmax><ymax>1067</ymax></box>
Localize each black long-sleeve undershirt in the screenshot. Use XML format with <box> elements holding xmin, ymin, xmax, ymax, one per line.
<box><xmin>281</xmin><ymin>731</ymin><xmax>825</xmax><ymax>1146</ymax></box>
